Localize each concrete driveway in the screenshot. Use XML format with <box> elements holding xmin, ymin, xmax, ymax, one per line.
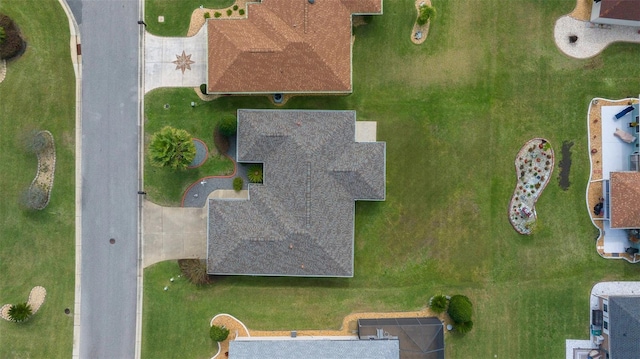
<box><xmin>144</xmin><ymin>26</ymin><xmax>208</xmax><ymax>93</ymax></box>
<box><xmin>143</xmin><ymin>201</ymin><xmax>208</xmax><ymax>268</ymax></box>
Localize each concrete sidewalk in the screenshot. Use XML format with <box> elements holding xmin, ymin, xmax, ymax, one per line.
<box><xmin>143</xmin><ymin>201</ymin><xmax>207</xmax><ymax>268</ymax></box>
<box><xmin>144</xmin><ymin>26</ymin><xmax>208</xmax><ymax>93</ymax></box>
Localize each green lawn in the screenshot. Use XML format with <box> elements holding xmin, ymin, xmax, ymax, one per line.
<box><xmin>142</xmin><ymin>0</ymin><xmax>640</xmax><ymax>358</ymax></box>
<box><xmin>0</xmin><ymin>0</ymin><xmax>75</xmax><ymax>357</ymax></box>
<box><xmin>145</xmin><ymin>0</ymin><xmax>235</xmax><ymax>36</ymax></box>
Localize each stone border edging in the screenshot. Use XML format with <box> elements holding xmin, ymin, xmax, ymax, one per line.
<box><xmin>411</xmin><ymin>0</ymin><xmax>431</xmax><ymax>45</ymax></box>
<box><xmin>0</xmin><ymin>59</ymin><xmax>6</xmax><ymax>83</ymax></box>
<box><xmin>210</xmin><ymin>313</ymin><xmax>251</xmax><ymax>359</ymax></box>
<box><xmin>508</xmin><ymin>138</ymin><xmax>554</xmax><ymax>235</ymax></box>
<box><xmin>29</xmin><ymin>130</ymin><xmax>56</xmax><ymax>210</ymax></box>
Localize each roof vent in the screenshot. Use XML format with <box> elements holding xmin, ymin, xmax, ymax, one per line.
<box><xmin>308</xmin><ymin>0</ymin><xmax>314</xmax><ymax>3</ymax></box>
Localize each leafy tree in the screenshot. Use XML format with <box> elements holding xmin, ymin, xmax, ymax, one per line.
<box><xmin>148</xmin><ymin>126</ymin><xmax>196</xmax><ymax>170</ymax></box>
<box><xmin>247</xmin><ymin>164</ymin><xmax>263</xmax><ymax>183</ymax></box>
<box><xmin>0</xmin><ymin>14</ymin><xmax>25</xmax><ymax>60</ymax></box>
<box><xmin>233</xmin><ymin>177</ymin><xmax>243</xmax><ymax>191</ymax></box>
<box><xmin>429</xmin><ymin>294</ymin><xmax>448</xmax><ymax>314</ymax></box>
<box><xmin>447</xmin><ymin>294</ymin><xmax>472</xmax><ymax>324</ymax></box>
<box><xmin>209</xmin><ymin>325</ymin><xmax>230</xmax><ymax>342</ymax></box>
<box><xmin>417</xmin><ymin>5</ymin><xmax>436</xmax><ymax>26</ymax></box>
<box><xmin>217</xmin><ymin>115</ymin><xmax>237</xmax><ymax>137</ymax></box>
<box><xmin>8</xmin><ymin>302</ymin><xmax>32</xmax><ymax>323</ymax></box>
<box><xmin>455</xmin><ymin>320</ymin><xmax>474</xmax><ymax>334</ymax></box>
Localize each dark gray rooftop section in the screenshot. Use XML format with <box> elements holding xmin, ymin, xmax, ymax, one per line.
<box><xmin>358</xmin><ymin>317</ymin><xmax>445</xmax><ymax>359</ymax></box>
<box><xmin>229</xmin><ymin>338</ymin><xmax>399</xmax><ymax>359</ymax></box>
<box><xmin>207</xmin><ymin>110</ymin><xmax>386</xmax><ymax>277</ymax></box>
<box><xmin>609</xmin><ymin>296</ymin><xmax>640</xmax><ymax>358</ymax></box>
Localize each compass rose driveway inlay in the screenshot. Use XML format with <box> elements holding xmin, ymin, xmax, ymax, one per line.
<box><xmin>145</xmin><ymin>26</ymin><xmax>208</xmax><ymax>93</ymax></box>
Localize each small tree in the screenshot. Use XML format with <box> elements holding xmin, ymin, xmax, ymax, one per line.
<box><xmin>447</xmin><ymin>295</ymin><xmax>473</xmax><ymax>324</ymax></box>
<box><xmin>178</xmin><ymin>259</ymin><xmax>210</xmax><ymax>285</ymax></box>
<box><xmin>209</xmin><ymin>324</ymin><xmax>230</xmax><ymax>342</ymax></box>
<box><xmin>417</xmin><ymin>5</ymin><xmax>436</xmax><ymax>26</ymax></box>
<box><xmin>8</xmin><ymin>302</ymin><xmax>32</xmax><ymax>323</ymax></box>
<box><xmin>247</xmin><ymin>164</ymin><xmax>263</xmax><ymax>183</ymax></box>
<box><xmin>0</xmin><ymin>14</ymin><xmax>25</xmax><ymax>60</ymax></box>
<box><xmin>429</xmin><ymin>294</ymin><xmax>448</xmax><ymax>314</ymax></box>
<box><xmin>218</xmin><ymin>115</ymin><xmax>237</xmax><ymax>137</ymax></box>
<box><xmin>148</xmin><ymin>126</ymin><xmax>196</xmax><ymax>170</ymax></box>
<box><xmin>233</xmin><ymin>177</ymin><xmax>243</xmax><ymax>191</ymax></box>
<box><xmin>455</xmin><ymin>320</ymin><xmax>473</xmax><ymax>334</ymax></box>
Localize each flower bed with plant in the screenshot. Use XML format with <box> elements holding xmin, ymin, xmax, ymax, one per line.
<box><xmin>508</xmin><ymin>138</ymin><xmax>554</xmax><ymax>235</ymax></box>
<box><xmin>23</xmin><ymin>131</ymin><xmax>56</xmax><ymax>210</ymax></box>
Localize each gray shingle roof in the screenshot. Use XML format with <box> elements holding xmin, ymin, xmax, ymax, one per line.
<box><xmin>609</xmin><ymin>296</ymin><xmax>640</xmax><ymax>358</ymax></box>
<box><xmin>229</xmin><ymin>338</ymin><xmax>399</xmax><ymax>359</ymax></box>
<box><xmin>358</xmin><ymin>317</ymin><xmax>445</xmax><ymax>359</ymax></box>
<box><xmin>207</xmin><ymin>110</ymin><xmax>386</xmax><ymax>277</ymax></box>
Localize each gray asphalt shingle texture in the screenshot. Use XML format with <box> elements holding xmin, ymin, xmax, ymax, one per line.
<box><xmin>229</xmin><ymin>338</ymin><xmax>399</xmax><ymax>359</ymax></box>
<box><xmin>609</xmin><ymin>296</ymin><xmax>640</xmax><ymax>358</ymax></box>
<box><xmin>207</xmin><ymin>110</ymin><xmax>386</xmax><ymax>277</ymax></box>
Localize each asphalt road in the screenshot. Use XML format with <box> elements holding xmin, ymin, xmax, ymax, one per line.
<box><xmin>71</xmin><ymin>0</ymin><xmax>141</xmax><ymax>357</ymax></box>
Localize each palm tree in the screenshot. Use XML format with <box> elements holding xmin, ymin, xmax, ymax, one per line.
<box><xmin>8</xmin><ymin>302</ymin><xmax>32</xmax><ymax>323</ymax></box>
<box><xmin>148</xmin><ymin>126</ymin><xmax>196</xmax><ymax>170</ymax></box>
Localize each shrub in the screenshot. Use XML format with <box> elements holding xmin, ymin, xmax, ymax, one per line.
<box><xmin>0</xmin><ymin>14</ymin><xmax>25</xmax><ymax>60</ymax></box>
<box><xmin>218</xmin><ymin>115</ymin><xmax>237</xmax><ymax>137</ymax></box>
<box><xmin>21</xmin><ymin>185</ymin><xmax>48</xmax><ymax>211</ymax></box>
<box><xmin>247</xmin><ymin>164</ymin><xmax>263</xmax><ymax>183</ymax></box>
<box><xmin>200</xmin><ymin>83</ymin><xmax>207</xmax><ymax>95</ymax></box>
<box><xmin>429</xmin><ymin>294</ymin><xmax>448</xmax><ymax>314</ymax></box>
<box><xmin>455</xmin><ymin>320</ymin><xmax>474</xmax><ymax>334</ymax></box>
<box><xmin>213</xmin><ymin>127</ymin><xmax>230</xmax><ymax>154</ymax></box>
<box><xmin>203</xmin><ymin>12</ymin><xmax>210</xmax><ymax>19</ymax></box>
<box><xmin>447</xmin><ymin>295</ymin><xmax>473</xmax><ymax>324</ymax></box>
<box><xmin>148</xmin><ymin>126</ymin><xmax>196</xmax><ymax>170</ymax></box>
<box><xmin>233</xmin><ymin>5</ymin><xmax>238</xmax><ymax>11</ymax></box>
<box><xmin>233</xmin><ymin>177</ymin><xmax>243</xmax><ymax>191</ymax></box>
<box><xmin>226</xmin><ymin>9</ymin><xmax>232</xmax><ymax>16</ymax></box>
<box><xmin>239</xmin><ymin>9</ymin><xmax>245</xmax><ymax>15</ymax></box>
<box><xmin>416</xmin><ymin>5</ymin><xmax>436</xmax><ymax>26</ymax></box>
<box><xmin>209</xmin><ymin>325</ymin><xmax>230</xmax><ymax>342</ymax></box>
<box><xmin>8</xmin><ymin>302</ymin><xmax>32</xmax><ymax>323</ymax></box>
<box><xmin>178</xmin><ymin>259</ymin><xmax>210</xmax><ymax>285</ymax></box>
<box><xmin>214</xmin><ymin>12</ymin><xmax>221</xmax><ymax>18</ymax></box>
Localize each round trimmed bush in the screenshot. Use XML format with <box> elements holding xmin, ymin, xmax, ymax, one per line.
<box><xmin>218</xmin><ymin>115</ymin><xmax>237</xmax><ymax>137</ymax></box>
<box><xmin>447</xmin><ymin>295</ymin><xmax>473</xmax><ymax>324</ymax></box>
<box><xmin>0</xmin><ymin>14</ymin><xmax>25</xmax><ymax>60</ymax></box>
<box><xmin>210</xmin><ymin>325</ymin><xmax>230</xmax><ymax>342</ymax></box>
<box><xmin>455</xmin><ymin>320</ymin><xmax>473</xmax><ymax>334</ymax></box>
<box><xmin>233</xmin><ymin>5</ymin><xmax>238</xmax><ymax>11</ymax></box>
<box><xmin>8</xmin><ymin>302</ymin><xmax>32</xmax><ymax>323</ymax></box>
<box><xmin>226</xmin><ymin>9</ymin><xmax>232</xmax><ymax>16</ymax></box>
<box><xmin>200</xmin><ymin>83</ymin><xmax>207</xmax><ymax>95</ymax></box>
<box><xmin>233</xmin><ymin>177</ymin><xmax>243</xmax><ymax>191</ymax></box>
<box><xmin>204</xmin><ymin>12</ymin><xmax>211</xmax><ymax>19</ymax></box>
<box><xmin>429</xmin><ymin>294</ymin><xmax>448</xmax><ymax>314</ymax></box>
<box><xmin>214</xmin><ymin>12</ymin><xmax>221</xmax><ymax>18</ymax></box>
<box><xmin>239</xmin><ymin>9</ymin><xmax>245</xmax><ymax>15</ymax></box>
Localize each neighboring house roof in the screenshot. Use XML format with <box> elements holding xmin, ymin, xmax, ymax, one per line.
<box><xmin>206</xmin><ymin>0</ymin><xmax>382</xmax><ymax>94</ymax></box>
<box><xmin>591</xmin><ymin>0</ymin><xmax>640</xmax><ymax>25</ymax></box>
<box><xmin>229</xmin><ymin>338</ymin><xmax>399</xmax><ymax>359</ymax></box>
<box><xmin>608</xmin><ymin>296</ymin><xmax>640</xmax><ymax>358</ymax></box>
<box><xmin>207</xmin><ymin>110</ymin><xmax>386</xmax><ymax>277</ymax></box>
<box><xmin>358</xmin><ymin>317</ymin><xmax>445</xmax><ymax>359</ymax></box>
<box><xmin>609</xmin><ymin>171</ymin><xmax>640</xmax><ymax>228</ymax></box>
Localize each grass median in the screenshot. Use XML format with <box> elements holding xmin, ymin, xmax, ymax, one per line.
<box><xmin>0</xmin><ymin>0</ymin><xmax>75</xmax><ymax>357</ymax></box>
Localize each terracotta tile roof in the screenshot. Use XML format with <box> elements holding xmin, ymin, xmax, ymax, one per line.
<box><xmin>207</xmin><ymin>0</ymin><xmax>382</xmax><ymax>94</ymax></box>
<box><xmin>610</xmin><ymin>171</ymin><xmax>640</xmax><ymax>228</ymax></box>
<box><xmin>599</xmin><ymin>0</ymin><xmax>640</xmax><ymax>21</ymax></box>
